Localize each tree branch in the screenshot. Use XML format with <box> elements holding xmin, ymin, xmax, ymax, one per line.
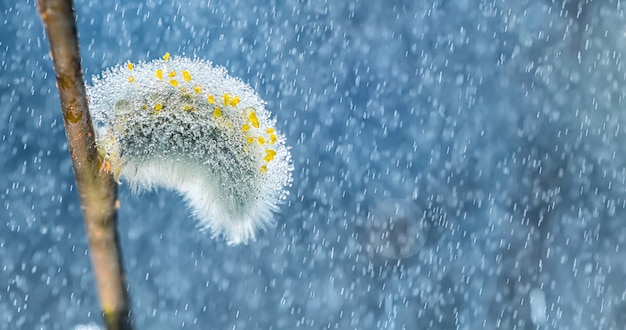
<box><xmin>36</xmin><ymin>0</ymin><xmax>132</xmax><ymax>329</ymax></box>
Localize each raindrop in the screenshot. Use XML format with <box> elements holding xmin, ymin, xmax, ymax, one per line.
<box><xmin>361</xmin><ymin>199</ymin><xmax>428</xmax><ymax>261</ymax></box>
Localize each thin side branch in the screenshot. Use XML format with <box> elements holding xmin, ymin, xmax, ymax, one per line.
<box><xmin>36</xmin><ymin>0</ymin><xmax>132</xmax><ymax>329</ymax></box>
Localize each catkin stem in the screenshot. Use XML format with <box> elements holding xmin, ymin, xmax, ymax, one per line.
<box><xmin>36</xmin><ymin>0</ymin><xmax>133</xmax><ymax>329</ymax></box>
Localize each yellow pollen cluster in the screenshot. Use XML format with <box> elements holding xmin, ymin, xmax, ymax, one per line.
<box><xmin>234</xmin><ymin>106</ymin><xmax>279</xmax><ymax>171</ymax></box>
<box><xmin>182</xmin><ymin>70</ymin><xmax>192</xmax><ymax>82</ymax></box>
<box><xmin>154</xmin><ymin>103</ymin><xmax>163</xmax><ymax>114</ymax></box>
<box><xmin>248</xmin><ymin>110</ymin><xmax>260</xmax><ymax>128</ymax></box>
<box><xmin>220</xmin><ymin>93</ymin><xmax>240</xmax><ymax>107</ymax></box>
<box><xmin>264</xmin><ymin>149</ymin><xmax>277</xmax><ymax>162</ymax></box>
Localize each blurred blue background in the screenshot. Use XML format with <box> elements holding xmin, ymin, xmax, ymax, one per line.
<box><xmin>2</xmin><ymin>0</ymin><xmax>626</xmax><ymax>328</ymax></box>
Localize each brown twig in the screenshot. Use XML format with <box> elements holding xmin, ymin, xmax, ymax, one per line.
<box><xmin>36</xmin><ymin>0</ymin><xmax>132</xmax><ymax>329</ymax></box>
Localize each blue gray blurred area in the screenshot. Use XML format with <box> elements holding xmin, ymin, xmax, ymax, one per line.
<box><xmin>2</xmin><ymin>0</ymin><xmax>626</xmax><ymax>328</ymax></box>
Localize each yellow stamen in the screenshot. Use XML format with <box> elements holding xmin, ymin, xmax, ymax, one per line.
<box><xmin>230</xmin><ymin>95</ymin><xmax>240</xmax><ymax>107</ymax></box>
<box><xmin>168</xmin><ymin>71</ymin><xmax>176</xmax><ymax>77</ymax></box>
<box><xmin>269</xmin><ymin>134</ymin><xmax>277</xmax><ymax>144</ymax></box>
<box><xmin>266</xmin><ymin>127</ymin><xmax>275</xmax><ymax>134</ymax></box>
<box><xmin>264</xmin><ymin>149</ymin><xmax>277</xmax><ymax>162</ymax></box>
<box><xmin>182</xmin><ymin>70</ymin><xmax>192</xmax><ymax>82</ymax></box>
<box><xmin>247</xmin><ymin>136</ymin><xmax>254</xmax><ymax>144</ymax></box>
<box><xmin>193</xmin><ymin>85</ymin><xmax>202</xmax><ymax>94</ymax></box>
<box><xmin>154</xmin><ymin>103</ymin><xmax>163</xmax><ymax>113</ymax></box>
<box><xmin>163</xmin><ymin>52</ymin><xmax>171</xmax><ymax>62</ymax></box>
<box><xmin>127</xmin><ymin>63</ymin><xmax>133</xmax><ymax>71</ymax></box>
<box><xmin>258</xmin><ymin>136</ymin><xmax>265</xmax><ymax>145</ymax></box>
<box><xmin>169</xmin><ymin>80</ymin><xmax>178</xmax><ymax>87</ymax></box>
<box><xmin>128</xmin><ymin>76</ymin><xmax>135</xmax><ymax>83</ymax></box>
<box><xmin>248</xmin><ymin>110</ymin><xmax>260</xmax><ymax>128</ymax></box>
<box><xmin>260</xmin><ymin>165</ymin><xmax>267</xmax><ymax>173</ymax></box>
<box><xmin>241</xmin><ymin>124</ymin><xmax>250</xmax><ymax>132</ymax></box>
<box><xmin>213</xmin><ymin>107</ymin><xmax>221</xmax><ymax>118</ymax></box>
<box><xmin>207</xmin><ymin>95</ymin><xmax>215</xmax><ymax>104</ymax></box>
<box><xmin>155</xmin><ymin>69</ymin><xmax>163</xmax><ymax>80</ymax></box>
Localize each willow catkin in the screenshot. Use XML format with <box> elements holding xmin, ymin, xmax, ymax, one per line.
<box><xmin>87</xmin><ymin>53</ymin><xmax>293</xmax><ymax>245</ymax></box>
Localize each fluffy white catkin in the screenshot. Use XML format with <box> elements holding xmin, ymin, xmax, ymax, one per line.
<box><xmin>87</xmin><ymin>53</ymin><xmax>293</xmax><ymax>245</ymax></box>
